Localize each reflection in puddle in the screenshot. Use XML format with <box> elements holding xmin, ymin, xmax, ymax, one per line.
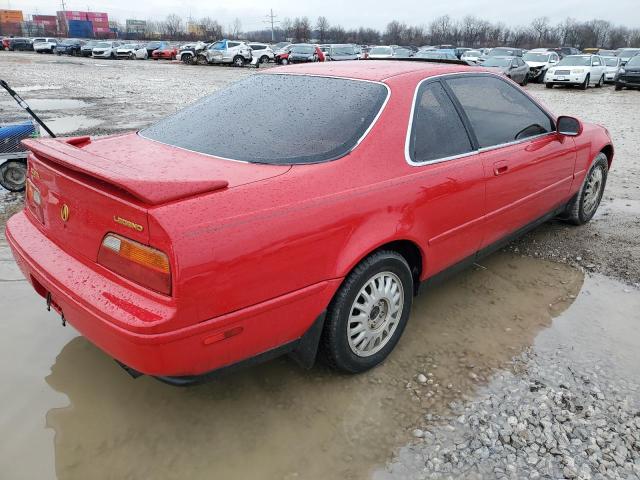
<box><xmin>46</xmin><ymin>115</ymin><xmax>103</xmax><ymax>135</ymax></box>
<box><xmin>1</xmin><ymin>252</ymin><xmax>583</xmax><ymax>480</ymax></box>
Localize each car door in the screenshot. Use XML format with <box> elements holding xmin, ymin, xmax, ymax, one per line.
<box><xmin>445</xmin><ymin>74</ymin><xmax>576</xmax><ymax>248</ymax></box>
<box><xmin>591</xmin><ymin>56</ymin><xmax>605</xmax><ymax>82</ymax></box>
<box><xmin>405</xmin><ymin>79</ymin><xmax>486</xmax><ymax>275</ymax></box>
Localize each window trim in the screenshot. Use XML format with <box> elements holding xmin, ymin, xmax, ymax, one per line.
<box><xmin>405</xmin><ymin>72</ymin><xmax>557</xmax><ymax>167</ymax></box>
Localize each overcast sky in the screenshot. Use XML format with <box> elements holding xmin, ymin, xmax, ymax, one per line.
<box><xmin>7</xmin><ymin>0</ymin><xmax>640</xmax><ymax>31</ymax></box>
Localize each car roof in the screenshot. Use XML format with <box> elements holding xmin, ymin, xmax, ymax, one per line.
<box><xmin>264</xmin><ymin>60</ymin><xmax>477</xmax><ymax>82</ymax></box>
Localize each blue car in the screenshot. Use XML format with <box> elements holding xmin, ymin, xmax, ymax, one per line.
<box><xmin>0</xmin><ymin>121</ymin><xmax>39</xmax><ymax>191</ymax></box>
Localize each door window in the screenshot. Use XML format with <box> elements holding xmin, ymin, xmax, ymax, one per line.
<box><xmin>408</xmin><ymin>81</ymin><xmax>474</xmax><ymax>163</ymax></box>
<box><xmin>446</xmin><ymin>75</ymin><xmax>553</xmax><ymax>148</ymax></box>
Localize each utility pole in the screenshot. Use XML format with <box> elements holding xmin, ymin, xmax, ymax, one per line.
<box><xmin>264</xmin><ymin>9</ymin><xmax>279</xmax><ymax>42</ymax></box>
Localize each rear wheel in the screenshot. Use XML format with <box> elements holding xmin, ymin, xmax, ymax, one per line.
<box><xmin>596</xmin><ymin>75</ymin><xmax>604</xmax><ymax>88</ymax></box>
<box><xmin>0</xmin><ymin>160</ymin><xmax>27</xmax><ymax>192</ymax></box>
<box><xmin>320</xmin><ymin>250</ymin><xmax>414</xmax><ymax>373</ymax></box>
<box><xmin>233</xmin><ymin>55</ymin><xmax>245</xmax><ymax>67</ymax></box>
<box><xmin>564</xmin><ymin>153</ymin><xmax>608</xmax><ymax>225</ymax></box>
<box><xmin>520</xmin><ymin>74</ymin><xmax>528</xmax><ymax>86</ymax></box>
<box><xmin>281</xmin><ymin>58</ymin><xmax>289</xmax><ymax>65</ymax></box>
<box><xmin>581</xmin><ymin>74</ymin><xmax>590</xmax><ymax>90</ymax></box>
<box><xmin>260</xmin><ymin>55</ymin><xmax>270</xmax><ymax>64</ymax></box>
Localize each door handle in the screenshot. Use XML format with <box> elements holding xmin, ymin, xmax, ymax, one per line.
<box><xmin>493</xmin><ymin>161</ymin><xmax>509</xmax><ymax>176</ymax></box>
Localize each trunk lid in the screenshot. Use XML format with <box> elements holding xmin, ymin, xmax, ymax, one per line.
<box><xmin>23</xmin><ymin>133</ymin><xmax>290</xmax><ymax>262</ymax></box>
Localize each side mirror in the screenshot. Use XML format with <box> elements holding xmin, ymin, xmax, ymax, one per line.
<box><xmin>557</xmin><ymin>116</ymin><xmax>583</xmax><ymax>137</ymax></box>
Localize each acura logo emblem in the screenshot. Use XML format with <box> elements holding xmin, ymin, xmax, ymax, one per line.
<box><xmin>60</xmin><ymin>204</ymin><xmax>70</xmax><ymax>222</ymax></box>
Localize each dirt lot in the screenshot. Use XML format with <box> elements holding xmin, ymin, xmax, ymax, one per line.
<box><xmin>1</xmin><ymin>52</ymin><xmax>639</xmax><ymax>480</ymax></box>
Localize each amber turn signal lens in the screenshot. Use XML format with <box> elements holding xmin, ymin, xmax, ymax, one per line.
<box><xmin>98</xmin><ymin>233</ymin><xmax>171</xmax><ymax>295</ymax></box>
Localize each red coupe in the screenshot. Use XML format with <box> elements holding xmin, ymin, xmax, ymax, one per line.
<box><xmin>152</xmin><ymin>45</ymin><xmax>178</xmax><ymax>60</ymax></box>
<box><xmin>7</xmin><ymin>61</ymin><xmax>613</xmax><ymax>384</ymax></box>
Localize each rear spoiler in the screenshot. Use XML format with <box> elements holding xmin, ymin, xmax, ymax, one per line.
<box><xmin>22</xmin><ymin>137</ymin><xmax>229</xmax><ymax>205</ymax></box>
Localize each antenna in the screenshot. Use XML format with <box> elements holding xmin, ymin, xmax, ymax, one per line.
<box><xmin>263</xmin><ymin>9</ymin><xmax>279</xmax><ymax>42</ymax></box>
<box><xmin>60</xmin><ymin>0</ymin><xmax>67</xmax><ymax>11</ymax></box>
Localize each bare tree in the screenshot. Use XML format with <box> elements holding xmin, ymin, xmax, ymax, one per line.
<box><xmin>384</xmin><ymin>20</ymin><xmax>406</xmax><ymax>45</ymax></box>
<box><xmin>316</xmin><ymin>16</ymin><xmax>329</xmax><ymax>43</ymax></box>
<box><xmin>200</xmin><ymin>17</ymin><xmax>223</xmax><ymax>40</ymax></box>
<box><xmin>164</xmin><ymin>14</ymin><xmax>183</xmax><ymax>39</ymax></box>
<box><xmin>530</xmin><ymin>17</ymin><xmax>550</xmax><ymax>47</ymax></box>
<box><xmin>292</xmin><ymin>17</ymin><xmax>311</xmax><ymax>42</ymax></box>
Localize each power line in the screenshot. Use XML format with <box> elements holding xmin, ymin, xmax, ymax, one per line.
<box><xmin>263</xmin><ymin>8</ymin><xmax>279</xmax><ymax>42</ymax></box>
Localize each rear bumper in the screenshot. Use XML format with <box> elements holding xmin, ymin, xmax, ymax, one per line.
<box><xmin>6</xmin><ymin>211</ymin><xmax>339</xmax><ymax>378</ymax></box>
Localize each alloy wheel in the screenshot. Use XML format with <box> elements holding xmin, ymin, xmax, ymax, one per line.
<box><xmin>583</xmin><ymin>166</ymin><xmax>604</xmax><ymax>216</ymax></box>
<box><xmin>347</xmin><ymin>271</ymin><xmax>404</xmax><ymax>357</ymax></box>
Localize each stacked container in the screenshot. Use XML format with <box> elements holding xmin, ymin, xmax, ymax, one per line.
<box><xmin>0</xmin><ymin>9</ymin><xmax>23</xmax><ymax>36</ymax></box>
<box><xmin>32</xmin><ymin>15</ymin><xmax>58</xmax><ymax>36</ymax></box>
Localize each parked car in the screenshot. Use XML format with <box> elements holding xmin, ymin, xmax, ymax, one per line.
<box><xmin>7</xmin><ymin>62</ymin><xmax>613</xmax><ymax>383</ymax></box>
<box><xmin>393</xmin><ymin>47</ymin><xmax>414</xmax><ymax>58</ymax></box>
<box><xmin>55</xmin><ymin>38</ymin><xmax>85</xmax><ymax>56</ymax></box>
<box><xmin>485</xmin><ymin>47</ymin><xmax>524</xmax><ymax>58</ymax></box>
<box><xmin>460</xmin><ymin>50</ymin><xmax>483</xmax><ymax>63</ymax></box>
<box><xmin>152</xmin><ymin>45</ymin><xmax>178</xmax><ymax>60</ymax></box>
<box><xmin>544</xmin><ymin>54</ymin><xmax>606</xmax><ymax>89</ymax></box>
<box><xmin>603</xmin><ymin>56</ymin><xmax>622</xmax><ymax>83</ymax></box>
<box><xmin>177</xmin><ymin>42</ymin><xmax>209</xmax><ymax>63</ymax></box>
<box><xmin>8</xmin><ymin>37</ymin><xmax>33</xmax><ymax>51</ymax></box>
<box><xmin>199</xmin><ymin>39</ymin><xmax>252</xmax><ymax>66</ymax></box>
<box><xmin>415</xmin><ymin>50</ymin><xmax>458</xmax><ymax>60</ymax></box>
<box><xmin>116</xmin><ymin>43</ymin><xmax>147</xmax><ymax>60</ymax></box>
<box><xmin>92</xmin><ymin>41</ymin><xmax>121</xmax><ymax>59</ymax></box>
<box><xmin>323</xmin><ymin>44</ymin><xmax>359</xmax><ymax>61</ymax></box>
<box><xmin>597</xmin><ymin>49</ymin><xmax>617</xmax><ymax>57</ymax></box>
<box><xmin>618</xmin><ymin>48</ymin><xmax>640</xmax><ymax>66</ymax></box>
<box><xmin>80</xmin><ymin>40</ymin><xmax>99</xmax><ymax>57</ymax></box>
<box><xmin>144</xmin><ymin>41</ymin><xmax>168</xmax><ymax>57</ymax></box>
<box><xmin>33</xmin><ymin>38</ymin><xmax>58</xmax><ymax>54</ymax></box>
<box><xmin>368</xmin><ymin>46</ymin><xmax>394</xmax><ymax>59</ymax></box>
<box><xmin>614</xmin><ymin>54</ymin><xmax>640</xmax><ymax>90</ymax></box>
<box><xmin>455</xmin><ymin>47</ymin><xmax>472</xmax><ymax>58</ymax></box>
<box><xmin>248</xmin><ymin>43</ymin><xmax>275</xmax><ymax>63</ymax></box>
<box><xmin>0</xmin><ymin>37</ymin><xmax>8</xmax><ymax>50</ymax></box>
<box><xmin>523</xmin><ymin>50</ymin><xmax>560</xmax><ymax>82</ymax></box>
<box><xmin>482</xmin><ymin>56</ymin><xmax>530</xmax><ymax>85</ymax></box>
<box><xmin>285</xmin><ymin>44</ymin><xmax>325</xmax><ymax>64</ymax></box>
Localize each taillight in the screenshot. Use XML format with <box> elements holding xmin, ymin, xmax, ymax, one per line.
<box><xmin>25</xmin><ymin>179</ymin><xmax>45</xmax><ymax>224</ymax></box>
<box><xmin>98</xmin><ymin>233</ymin><xmax>172</xmax><ymax>295</ymax></box>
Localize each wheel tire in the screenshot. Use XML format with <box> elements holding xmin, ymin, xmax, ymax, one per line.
<box><xmin>281</xmin><ymin>58</ymin><xmax>289</xmax><ymax>65</ymax></box>
<box><xmin>520</xmin><ymin>74</ymin><xmax>528</xmax><ymax>86</ymax></box>
<box><xmin>581</xmin><ymin>74</ymin><xmax>590</xmax><ymax>90</ymax></box>
<box><xmin>615</xmin><ymin>84</ymin><xmax>622</xmax><ymax>91</ymax></box>
<box><xmin>233</xmin><ymin>55</ymin><xmax>244</xmax><ymax>67</ymax></box>
<box><xmin>319</xmin><ymin>250</ymin><xmax>414</xmax><ymax>373</ymax></box>
<box><xmin>564</xmin><ymin>153</ymin><xmax>608</xmax><ymax>225</ymax></box>
<box><xmin>596</xmin><ymin>75</ymin><xmax>604</xmax><ymax>88</ymax></box>
<box><xmin>260</xmin><ymin>55</ymin><xmax>269</xmax><ymax>64</ymax></box>
<box><xmin>545</xmin><ymin>83</ymin><xmax>554</xmax><ymax>89</ymax></box>
<box><xmin>0</xmin><ymin>160</ymin><xmax>27</xmax><ymax>192</ymax></box>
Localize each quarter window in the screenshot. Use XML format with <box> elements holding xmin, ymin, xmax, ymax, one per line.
<box><xmin>446</xmin><ymin>75</ymin><xmax>553</xmax><ymax>148</ymax></box>
<box><xmin>408</xmin><ymin>81</ymin><xmax>473</xmax><ymax>163</ymax></box>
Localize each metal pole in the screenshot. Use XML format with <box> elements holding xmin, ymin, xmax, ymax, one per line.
<box><xmin>0</xmin><ymin>79</ymin><xmax>57</xmax><ymax>138</ymax></box>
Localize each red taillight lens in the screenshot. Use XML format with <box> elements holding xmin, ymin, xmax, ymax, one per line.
<box><xmin>25</xmin><ymin>178</ymin><xmax>45</xmax><ymax>224</ymax></box>
<box><xmin>98</xmin><ymin>233</ymin><xmax>172</xmax><ymax>295</ymax></box>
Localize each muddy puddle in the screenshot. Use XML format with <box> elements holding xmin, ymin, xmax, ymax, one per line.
<box><xmin>0</xmin><ymin>247</ymin><xmax>601</xmax><ymax>480</ymax></box>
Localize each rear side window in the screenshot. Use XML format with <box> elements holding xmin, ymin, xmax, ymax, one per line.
<box><xmin>446</xmin><ymin>75</ymin><xmax>553</xmax><ymax>148</ymax></box>
<box><xmin>141</xmin><ymin>75</ymin><xmax>388</xmax><ymax>165</ymax></box>
<box><xmin>408</xmin><ymin>81</ymin><xmax>473</xmax><ymax>163</ymax></box>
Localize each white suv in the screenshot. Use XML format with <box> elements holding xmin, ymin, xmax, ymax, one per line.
<box><xmin>544</xmin><ymin>55</ymin><xmax>607</xmax><ymax>89</ymax></box>
<box><xmin>33</xmin><ymin>38</ymin><xmax>58</xmax><ymax>54</ymax></box>
<box><xmin>248</xmin><ymin>43</ymin><xmax>274</xmax><ymax>63</ymax></box>
<box><xmin>92</xmin><ymin>41</ymin><xmax>121</xmax><ymax>59</ymax></box>
<box><xmin>201</xmin><ymin>40</ymin><xmax>252</xmax><ymax>66</ymax></box>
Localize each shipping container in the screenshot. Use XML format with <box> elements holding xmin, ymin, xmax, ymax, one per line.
<box><xmin>0</xmin><ymin>9</ymin><xmax>24</xmax><ymax>22</ymax></box>
<box><xmin>0</xmin><ymin>21</ymin><xmax>23</xmax><ymax>35</ymax></box>
<box><xmin>68</xmin><ymin>20</ymin><xmax>93</xmax><ymax>38</ymax></box>
<box><xmin>32</xmin><ymin>15</ymin><xmax>57</xmax><ymax>24</ymax></box>
<box><xmin>57</xmin><ymin>10</ymin><xmax>88</xmax><ymax>20</ymax></box>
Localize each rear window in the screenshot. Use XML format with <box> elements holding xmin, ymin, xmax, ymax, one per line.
<box><xmin>140</xmin><ymin>74</ymin><xmax>388</xmax><ymax>165</ymax></box>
